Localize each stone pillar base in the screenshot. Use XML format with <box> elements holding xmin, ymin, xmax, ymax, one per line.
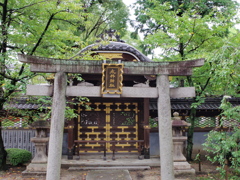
<box><xmin>174</xmin><ymin>161</ymin><xmax>195</xmax><ymax>176</ymax></box>
<box><xmin>144</xmin><ymin>148</ymin><xmax>150</xmax><ymax>159</ymax></box>
<box><xmin>22</xmin><ymin>163</ymin><xmax>47</xmax><ymax>177</ymax></box>
<box><xmin>67</xmin><ymin>148</ymin><xmax>74</xmax><ymax>160</ymax></box>
<box><xmin>174</xmin><ymin>168</ymin><xmax>196</xmax><ymax>178</ymax></box>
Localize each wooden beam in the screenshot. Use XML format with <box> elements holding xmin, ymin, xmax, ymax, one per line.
<box><xmin>26</xmin><ymin>85</ymin><xmax>196</xmax><ymax>98</ymax></box>
<box><xmin>18</xmin><ymin>54</ymin><xmax>204</xmax><ymax>76</ymax></box>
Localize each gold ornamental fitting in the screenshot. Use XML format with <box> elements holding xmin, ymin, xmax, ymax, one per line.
<box><xmin>143</xmin><ymin>125</ymin><xmax>151</xmax><ymax>129</ymax></box>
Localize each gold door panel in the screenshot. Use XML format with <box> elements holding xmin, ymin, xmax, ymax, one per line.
<box><xmin>78</xmin><ymin>102</ymin><xmax>138</xmax><ymax>152</ymax></box>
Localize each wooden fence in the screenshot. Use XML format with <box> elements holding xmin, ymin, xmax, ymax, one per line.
<box><xmin>1</xmin><ymin>128</ymin><xmax>36</xmax><ymax>156</ymax></box>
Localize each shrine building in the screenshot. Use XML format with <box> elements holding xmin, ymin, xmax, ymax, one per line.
<box><xmin>18</xmin><ymin>41</ymin><xmax>204</xmax><ymax>162</ymax></box>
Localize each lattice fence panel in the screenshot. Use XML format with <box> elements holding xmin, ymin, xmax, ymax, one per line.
<box><xmin>186</xmin><ymin>116</ymin><xmax>239</xmax><ymax>128</ymax></box>
<box><xmin>216</xmin><ymin>118</ymin><xmax>240</xmax><ymax>127</ymax></box>
<box><xmin>0</xmin><ymin>117</ymin><xmax>29</xmax><ymax>128</ymax></box>
<box><xmin>186</xmin><ymin>117</ymin><xmax>217</xmax><ymax>128</ymax></box>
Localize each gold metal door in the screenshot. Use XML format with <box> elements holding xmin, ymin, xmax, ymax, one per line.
<box><xmin>78</xmin><ymin>102</ymin><xmax>138</xmax><ymax>152</ymax></box>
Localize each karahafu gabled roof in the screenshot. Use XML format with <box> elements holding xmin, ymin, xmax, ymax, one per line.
<box><xmin>72</xmin><ymin>41</ymin><xmax>152</xmax><ymax>62</ymax></box>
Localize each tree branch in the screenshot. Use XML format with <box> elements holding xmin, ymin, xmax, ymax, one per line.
<box><xmin>199</xmin><ymin>77</ymin><xmax>211</xmax><ymax>96</ymax></box>
<box><xmin>85</xmin><ymin>10</ymin><xmax>107</xmax><ymax>40</ymax></box>
<box><xmin>2</xmin><ymin>72</ymin><xmax>36</xmax><ymax>99</ymax></box>
<box><xmin>18</xmin><ymin>64</ymin><xmax>25</xmax><ymax>77</ymax></box>
<box><xmin>52</xmin><ymin>18</ymin><xmax>77</xmax><ymax>26</ymax></box>
<box><xmin>198</xmin><ymin>62</ymin><xmax>214</xmax><ymax>97</ymax></box>
<box><xmin>0</xmin><ymin>72</ymin><xmax>18</xmax><ymax>81</ymax></box>
<box><xmin>10</xmin><ymin>0</ymin><xmax>49</xmax><ymax>13</ymax></box>
<box><xmin>29</xmin><ymin>12</ymin><xmax>58</xmax><ymax>55</ymax></box>
<box><xmin>21</xmin><ymin>10</ymin><xmax>63</xmax><ymax>74</ymax></box>
<box><xmin>173</xmin><ymin>48</ymin><xmax>179</xmax><ymax>52</ymax></box>
<box><xmin>6</xmin><ymin>45</ymin><xmax>18</xmax><ymax>49</ymax></box>
<box><xmin>187</xmin><ymin>38</ymin><xmax>209</xmax><ymax>54</ymax></box>
<box><xmin>0</xmin><ymin>70</ymin><xmax>33</xmax><ymax>82</ymax></box>
<box><xmin>183</xmin><ymin>18</ymin><xmax>196</xmax><ymax>49</ymax></box>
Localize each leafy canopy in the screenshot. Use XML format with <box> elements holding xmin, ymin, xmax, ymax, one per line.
<box><xmin>132</xmin><ymin>0</ymin><xmax>238</xmax><ymax>58</ymax></box>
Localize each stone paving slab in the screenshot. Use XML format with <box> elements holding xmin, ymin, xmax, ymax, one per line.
<box><xmin>86</xmin><ymin>170</ymin><xmax>132</xmax><ymax>180</ymax></box>
<box><xmin>69</xmin><ymin>166</ymin><xmax>150</xmax><ymax>171</ymax></box>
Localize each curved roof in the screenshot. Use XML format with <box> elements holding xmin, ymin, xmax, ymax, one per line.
<box><xmin>74</xmin><ymin>41</ymin><xmax>152</xmax><ymax>62</ymax></box>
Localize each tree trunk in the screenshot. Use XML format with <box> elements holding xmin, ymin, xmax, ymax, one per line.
<box><xmin>0</xmin><ymin>126</ymin><xmax>8</xmax><ymax>170</ymax></box>
<box><xmin>0</xmin><ymin>102</ymin><xmax>8</xmax><ymax>170</ymax></box>
<box><xmin>186</xmin><ymin>106</ymin><xmax>196</xmax><ymax>161</ymax></box>
<box><xmin>0</xmin><ymin>0</ymin><xmax>8</xmax><ymax>170</ymax></box>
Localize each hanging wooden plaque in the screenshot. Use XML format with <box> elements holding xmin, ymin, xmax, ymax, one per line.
<box><xmin>101</xmin><ymin>63</ymin><xmax>123</xmax><ymax>94</ymax></box>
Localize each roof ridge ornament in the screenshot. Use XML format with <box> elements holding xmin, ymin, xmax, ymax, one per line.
<box><xmin>97</xmin><ymin>29</ymin><xmax>125</xmax><ymax>43</ymax></box>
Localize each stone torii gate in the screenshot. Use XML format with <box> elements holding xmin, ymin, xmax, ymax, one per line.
<box><xmin>18</xmin><ymin>54</ymin><xmax>204</xmax><ymax>180</ymax></box>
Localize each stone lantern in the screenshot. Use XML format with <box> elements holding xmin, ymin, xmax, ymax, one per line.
<box><xmin>172</xmin><ymin>112</ymin><xmax>195</xmax><ymax>176</ymax></box>
<box><xmin>22</xmin><ymin>119</ymin><xmax>50</xmax><ymax>177</ymax></box>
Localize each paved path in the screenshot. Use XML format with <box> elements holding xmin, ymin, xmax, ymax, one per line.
<box><xmin>86</xmin><ymin>170</ymin><xmax>132</xmax><ymax>180</ymax></box>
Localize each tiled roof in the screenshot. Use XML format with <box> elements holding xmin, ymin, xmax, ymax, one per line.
<box><xmin>75</xmin><ymin>41</ymin><xmax>152</xmax><ymax>62</ymax></box>
<box><xmin>9</xmin><ymin>102</ymin><xmax>224</xmax><ymax>110</ymax></box>
<box><xmin>150</xmin><ymin>97</ymin><xmax>240</xmax><ymax>110</ymax></box>
<box><xmin>4</xmin><ymin>97</ymin><xmax>240</xmax><ymax>111</ymax></box>
<box><xmin>3</xmin><ymin>97</ymin><xmax>50</xmax><ymax>110</ymax></box>
<box><xmin>6</xmin><ymin>103</ymin><xmax>41</xmax><ymax>109</ymax></box>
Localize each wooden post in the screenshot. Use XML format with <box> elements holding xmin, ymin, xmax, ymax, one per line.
<box><xmin>67</xmin><ymin>118</ymin><xmax>74</xmax><ymax>160</ymax></box>
<box><xmin>46</xmin><ymin>72</ymin><xmax>67</xmax><ymax>180</ymax></box>
<box><xmin>157</xmin><ymin>75</ymin><xmax>174</xmax><ymax>180</ymax></box>
<box><xmin>144</xmin><ymin>98</ymin><xmax>150</xmax><ymax>159</ymax></box>
<box><xmin>67</xmin><ymin>100</ymin><xmax>75</xmax><ymax>160</ymax></box>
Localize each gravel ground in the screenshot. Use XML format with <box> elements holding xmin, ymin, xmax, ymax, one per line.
<box><xmin>0</xmin><ymin>161</ymin><xmax>222</xmax><ymax>180</ymax></box>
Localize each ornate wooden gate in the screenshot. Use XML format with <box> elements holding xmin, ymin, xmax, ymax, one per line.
<box><xmin>78</xmin><ymin>102</ymin><xmax>138</xmax><ymax>152</ymax></box>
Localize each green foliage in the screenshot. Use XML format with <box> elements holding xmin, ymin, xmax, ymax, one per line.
<box><xmin>4</xmin><ymin>96</ymin><xmax>90</xmax><ymax>123</ymax></box>
<box><xmin>0</xmin><ymin>0</ymin><xmax>129</xmax><ymax>170</ymax></box>
<box><xmin>6</xmin><ymin>148</ymin><xmax>32</xmax><ymax>166</ymax></box>
<box><xmin>134</xmin><ymin>0</ymin><xmax>238</xmax><ymax>35</ymax></box>
<box><xmin>191</xmin><ymin>32</ymin><xmax>240</xmax><ymax>97</ymax></box>
<box><xmin>81</xmin><ymin>0</ymin><xmax>129</xmax><ymax>40</ymax></box>
<box><xmin>144</xmin><ymin>1</ymin><xmax>237</xmax><ymax>60</ymax></box>
<box><xmin>120</xmin><ymin>112</ymin><xmax>136</xmax><ymax>126</ymax></box>
<box><xmin>191</xmin><ymin>97</ymin><xmax>205</xmax><ymax>109</ymax></box>
<box><xmin>133</xmin><ymin>0</ymin><xmax>240</xmax><ymax>161</ymax></box>
<box><xmin>149</xmin><ymin>117</ymin><xmax>158</xmax><ymax>128</ymax></box>
<box><xmin>65</xmin><ymin>97</ymin><xmax>90</xmax><ymax>120</ymax></box>
<box><xmin>0</xmin><ymin>0</ymin><xmax>129</xmax><ymax>104</ymax></box>
<box><xmin>203</xmin><ymin>96</ymin><xmax>240</xmax><ymax>178</ymax></box>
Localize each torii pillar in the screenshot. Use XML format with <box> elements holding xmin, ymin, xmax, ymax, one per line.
<box><xmin>46</xmin><ymin>72</ymin><xmax>67</xmax><ymax>180</ymax></box>
<box><xmin>157</xmin><ymin>75</ymin><xmax>174</xmax><ymax>179</ymax></box>
<box><xmin>18</xmin><ymin>54</ymin><xmax>204</xmax><ymax>180</ymax></box>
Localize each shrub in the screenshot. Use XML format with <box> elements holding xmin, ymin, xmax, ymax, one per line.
<box><xmin>203</xmin><ymin>97</ymin><xmax>240</xmax><ymax>179</ymax></box>
<box><xmin>6</xmin><ymin>148</ymin><xmax>32</xmax><ymax>166</ymax></box>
